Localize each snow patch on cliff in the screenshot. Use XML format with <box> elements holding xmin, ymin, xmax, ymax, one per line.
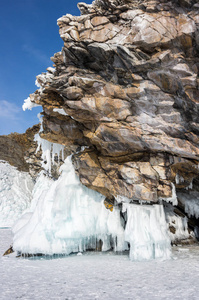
<box><xmin>53</xmin><ymin>108</ymin><xmax>68</xmax><ymax>116</ymax></box>
<box><xmin>22</xmin><ymin>97</ymin><xmax>40</xmax><ymax>111</ymax></box>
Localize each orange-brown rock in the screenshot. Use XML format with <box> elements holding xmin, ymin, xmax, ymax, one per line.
<box><xmin>25</xmin><ymin>0</ymin><xmax>199</xmax><ymax>202</ymax></box>
<box><xmin>0</xmin><ymin>125</ymin><xmax>41</xmax><ymax>176</ymax></box>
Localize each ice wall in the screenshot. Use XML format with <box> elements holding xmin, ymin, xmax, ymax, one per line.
<box><xmin>11</xmin><ymin>135</ymin><xmax>172</xmax><ymax>260</ymax></box>
<box><xmin>124</xmin><ymin>203</ymin><xmax>171</xmax><ymax>261</ymax></box>
<box><xmin>0</xmin><ymin>161</ymin><xmax>34</xmax><ymax>227</ymax></box>
<box><xmin>13</xmin><ymin>157</ymin><xmax>127</xmax><ymax>255</ymax></box>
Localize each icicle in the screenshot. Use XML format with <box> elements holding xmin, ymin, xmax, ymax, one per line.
<box><xmin>34</xmin><ymin>134</ymin><xmax>64</xmax><ymax>174</ymax></box>
<box><xmin>175</xmin><ymin>173</ymin><xmax>179</xmax><ymax>184</ymax></box>
<box><xmin>178</xmin><ymin>191</ymin><xmax>199</xmax><ymax>219</ymax></box>
<box><xmin>52</xmin><ymin>143</ymin><xmax>64</xmax><ymax>165</ymax></box>
<box><xmin>185</xmin><ymin>180</ymin><xmax>193</xmax><ymax>190</ymax></box>
<box><xmin>175</xmin><ymin>173</ymin><xmax>184</xmax><ymax>184</ymax></box>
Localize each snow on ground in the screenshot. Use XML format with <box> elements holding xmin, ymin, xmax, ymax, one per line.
<box><xmin>1</xmin><ymin>228</ymin><xmax>199</xmax><ymax>300</ymax></box>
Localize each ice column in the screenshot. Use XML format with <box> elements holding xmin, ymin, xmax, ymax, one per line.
<box><xmin>124</xmin><ymin>203</ymin><xmax>171</xmax><ymax>261</ymax></box>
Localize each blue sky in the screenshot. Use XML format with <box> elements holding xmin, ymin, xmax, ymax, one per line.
<box><xmin>0</xmin><ymin>0</ymin><xmax>92</xmax><ymax>135</ymax></box>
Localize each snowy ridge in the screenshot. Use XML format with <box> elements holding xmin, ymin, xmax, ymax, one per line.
<box><xmin>0</xmin><ymin>161</ymin><xmax>34</xmax><ymax>227</ymax></box>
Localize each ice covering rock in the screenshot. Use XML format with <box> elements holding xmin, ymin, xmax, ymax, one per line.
<box><xmin>13</xmin><ymin>157</ymin><xmax>127</xmax><ymax>255</ymax></box>
<box><xmin>12</xmin><ymin>153</ymin><xmax>172</xmax><ymax>260</ymax></box>
<box><xmin>164</xmin><ymin>203</ymin><xmax>190</xmax><ymax>243</ymax></box>
<box><xmin>0</xmin><ymin>161</ymin><xmax>34</xmax><ymax>227</ymax></box>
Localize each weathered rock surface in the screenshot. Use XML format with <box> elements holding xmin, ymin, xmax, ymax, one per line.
<box><xmin>26</xmin><ymin>0</ymin><xmax>199</xmax><ymax>209</ymax></box>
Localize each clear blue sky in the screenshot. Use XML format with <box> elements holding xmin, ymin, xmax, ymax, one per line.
<box><xmin>0</xmin><ymin>0</ymin><xmax>92</xmax><ymax>135</ymax></box>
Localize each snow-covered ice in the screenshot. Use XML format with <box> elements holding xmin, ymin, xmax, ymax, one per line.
<box><xmin>1</xmin><ymin>228</ymin><xmax>199</xmax><ymax>300</ymax></box>
<box><xmin>0</xmin><ymin>161</ymin><xmax>34</xmax><ymax>227</ymax></box>
<box><xmin>13</xmin><ymin>157</ymin><xmax>127</xmax><ymax>255</ymax></box>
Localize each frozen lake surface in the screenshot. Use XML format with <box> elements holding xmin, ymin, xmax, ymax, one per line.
<box><xmin>1</xmin><ymin>228</ymin><xmax>199</xmax><ymax>300</ymax></box>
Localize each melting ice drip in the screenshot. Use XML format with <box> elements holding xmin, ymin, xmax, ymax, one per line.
<box><xmin>12</xmin><ymin>137</ymin><xmax>171</xmax><ymax>260</ymax></box>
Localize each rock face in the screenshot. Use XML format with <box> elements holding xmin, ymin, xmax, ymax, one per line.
<box><xmin>26</xmin><ymin>0</ymin><xmax>199</xmax><ymax>208</ymax></box>
<box><xmin>0</xmin><ymin>125</ymin><xmax>42</xmax><ymax>177</ymax></box>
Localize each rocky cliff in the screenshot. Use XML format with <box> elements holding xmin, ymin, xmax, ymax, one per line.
<box><xmin>22</xmin><ymin>0</ymin><xmax>199</xmax><ymax>242</ymax></box>
<box><xmin>27</xmin><ymin>0</ymin><xmax>199</xmax><ymax>199</ymax></box>
<box><xmin>0</xmin><ymin>125</ymin><xmax>41</xmax><ymax>177</ymax></box>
